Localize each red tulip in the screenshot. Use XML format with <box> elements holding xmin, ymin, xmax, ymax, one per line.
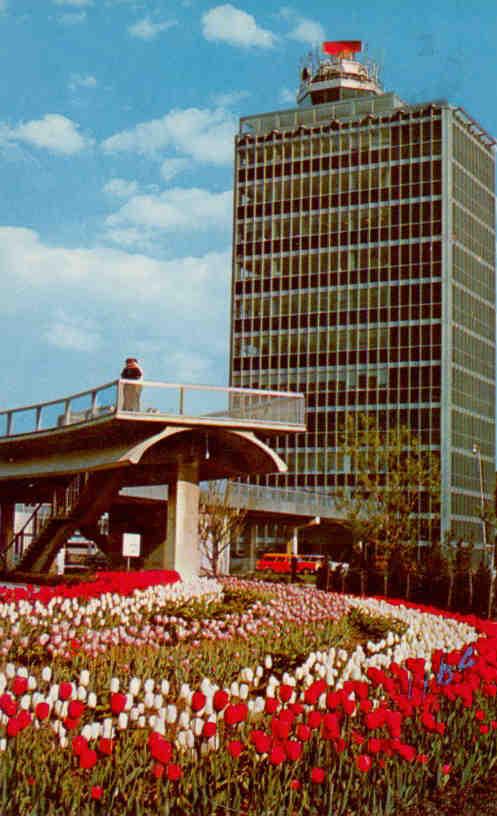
<box><xmin>11</xmin><ymin>676</ymin><xmax>28</xmax><ymax>697</ymax></box>
<box><xmin>296</xmin><ymin>723</ymin><xmax>311</xmax><ymax>742</ymax></box>
<box><xmin>59</xmin><ymin>682</ymin><xmax>73</xmax><ymax>701</ymax></box>
<box><xmin>307</xmin><ymin>711</ymin><xmax>322</xmax><ymax>729</ymax></box>
<box><xmin>166</xmin><ymin>763</ymin><xmax>182</xmax><ymax>781</ymax></box>
<box><xmin>355</xmin><ymin>754</ymin><xmax>372</xmax><ymax>772</ymax></box>
<box><xmin>213</xmin><ymin>690</ymin><xmax>229</xmax><ymax>711</ymax></box>
<box><xmin>72</xmin><ymin>735</ymin><xmax>88</xmax><ymax>756</ymax></box>
<box><xmin>110</xmin><ymin>693</ymin><xmax>126</xmax><ymax>715</ymax></box>
<box><xmin>7</xmin><ymin>717</ymin><xmax>21</xmax><ymax>737</ymax></box>
<box><xmin>191</xmin><ymin>691</ymin><xmax>206</xmax><ymax>712</ymax></box>
<box><xmin>227</xmin><ymin>740</ymin><xmax>243</xmax><ymax>758</ymax></box>
<box><xmin>0</xmin><ymin>694</ymin><xmax>17</xmax><ymax>717</ymax></box>
<box><xmin>91</xmin><ymin>786</ymin><xmax>104</xmax><ymax>800</ymax></box>
<box><xmin>311</xmin><ymin>767</ymin><xmax>325</xmax><ymax>783</ymax></box>
<box><xmin>35</xmin><ymin>702</ymin><xmax>50</xmax><ymax>721</ymax></box>
<box><xmin>202</xmin><ymin>721</ymin><xmax>217</xmax><ymax>738</ymax></box>
<box><xmin>148</xmin><ymin>734</ymin><xmax>173</xmax><ymax>764</ymax></box>
<box><xmin>79</xmin><ymin>749</ymin><xmax>97</xmax><ymax>770</ymax></box>
<box><xmin>278</xmin><ymin>684</ymin><xmax>292</xmax><ymax>702</ymax></box>
<box><xmin>68</xmin><ymin>700</ymin><xmax>85</xmax><ymax>719</ymax></box>
<box><xmin>98</xmin><ymin>738</ymin><xmax>114</xmax><ymax>755</ymax></box>
<box><xmin>250</xmin><ymin>730</ymin><xmax>272</xmax><ymax>754</ymax></box>
<box><xmin>285</xmin><ymin>740</ymin><xmax>302</xmax><ymax>761</ymax></box>
<box><xmin>269</xmin><ymin>745</ymin><xmax>286</xmax><ymax>765</ymax></box>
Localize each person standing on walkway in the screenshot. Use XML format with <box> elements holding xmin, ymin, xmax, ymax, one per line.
<box><xmin>120</xmin><ymin>357</ymin><xmax>143</xmax><ymax>411</ymax></box>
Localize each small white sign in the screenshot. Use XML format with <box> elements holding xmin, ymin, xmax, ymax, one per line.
<box><xmin>122</xmin><ymin>533</ymin><xmax>141</xmax><ymax>558</ymax></box>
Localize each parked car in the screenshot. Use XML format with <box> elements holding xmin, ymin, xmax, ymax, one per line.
<box><xmin>255</xmin><ymin>552</ymin><xmax>323</xmax><ymax>575</ymax></box>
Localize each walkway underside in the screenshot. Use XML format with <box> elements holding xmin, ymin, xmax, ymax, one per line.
<box><xmin>0</xmin><ymin>423</ymin><xmax>288</xmax><ymax>576</ymax></box>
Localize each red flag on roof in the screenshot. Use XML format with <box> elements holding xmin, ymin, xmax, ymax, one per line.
<box><xmin>322</xmin><ymin>41</ymin><xmax>362</xmax><ymax>57</ymax></box>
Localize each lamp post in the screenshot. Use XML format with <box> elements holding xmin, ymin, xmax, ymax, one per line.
<box><xmin>472</xmin><ymin>444</ymin><xmax>489</xmax><ymax>565</ymax></box>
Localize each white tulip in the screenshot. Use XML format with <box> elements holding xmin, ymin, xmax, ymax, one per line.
<box><xmin>79</xmin><ymin>670</ymin><xmax>90</xmax><ymax>687</ymax></box>
<box><xmin>110</xmin><ymin>677</ymin><xmax>120</xmax><ymax>693</ymax></box>
<box><xmin>91</xmin><ymin>722</ymin><xmax>102</xmax><ymax>740</ymax></box>
<box><xmin>192</xmin><ymin>717</ymin><xmax>204</xmax><ymax>737</ymax></box>
<box><xmin>102</xmin><ymin>718</ymin><xmax>113</xmax><ymax>739</ymax></box>
<box><xmin>166</xmin><ymin>705</ymin><xmax>177</xmax><ymax>724</ymax></box>
<box><xmin>129</xmin><ymin>677</ymin><xmax>141</xmax><ymax>696</ymax></box>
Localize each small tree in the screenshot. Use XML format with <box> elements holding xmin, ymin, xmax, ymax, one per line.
<box><xmin>479</xmin><ymin>501</ymin><xmax>497</xmax><ymax>618</ymax></box>
<box><xmin>335</xmin><ymin>414</ymin><xmax>440</xmax><ymax>597</ymax></box>
<box><xmin>198</xmin><ymin>483</ymin><xmax>247</xmax><ymax>577</ymax></box>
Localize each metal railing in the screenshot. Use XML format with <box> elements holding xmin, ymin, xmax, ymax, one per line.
<box><xmin>1</xmin><ymin>473</ymin><xmax>89</xmax><ymax>568</ymax></box>
<box><xmin>0</xmin><ymin>380</ymin><xmax>305</xmax><ymax>439</ymax></box>
<box><xmin>0</xmin><ymin>380</ymin><xmax>119</xmax><ymax>438</ymax></box>
<box><xmin>225</xmin><ymin>482</ymin><xmax>341</xmax><ymax>519</ymax></box>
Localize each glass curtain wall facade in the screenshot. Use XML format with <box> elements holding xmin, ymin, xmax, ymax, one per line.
<box><xmin>230</xmin><ymin>72</ymin><xmax>495</xmax><ymax>552</ymax></box>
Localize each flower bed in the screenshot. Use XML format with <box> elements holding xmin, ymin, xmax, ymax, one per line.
<box><xmin>0</xmin><ymin>575</ymin><xmax>497</xmax><ymax>815</ymax></box>
<box><xmin>0</xmin><ymin>569</ymin><xmax>180</xmax><ymax>605</ymax></box>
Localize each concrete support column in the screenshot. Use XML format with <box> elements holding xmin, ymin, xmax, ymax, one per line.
<box><xmin>0</xmin><ymin>502</ymin><xmax>15</xmax><ymax>571</ymax></box>
<box><xmin>164</xmin><ymin>460</ymin><xmax>200</xmax><ymax>580</ymax></box>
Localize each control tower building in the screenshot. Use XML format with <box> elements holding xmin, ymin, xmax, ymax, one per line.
<box><xmin>230</xmin><ymin>41</ymin><xmax>496</xmax><ymax>553</ymax></box>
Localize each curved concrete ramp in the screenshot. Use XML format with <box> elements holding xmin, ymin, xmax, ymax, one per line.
<box><xmin>0</xmin><ymin>380</ymin><xmax>304</xmax><ymax>577</ymax></box>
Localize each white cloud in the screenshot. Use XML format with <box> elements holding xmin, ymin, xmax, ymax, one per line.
<box><xmin>57</xmin><ymin>11</ymin><xmax>86</xmax><ymax>23</ymax></box>
<box><xmin>160</xmin><ymin>157</ymin><xmax>188</xmax><ymax>182</ymax></box>
<box><xmin>68</xmin><ymin>74</ymin><xmax>98</xmax><ymax>91</ymax></box>
<box><xmin>103</xmin><ymin>178</ymin><xmax>140</xmax><ymax>199</ymax></box>
<box><xmin>0</xmin><ymin>1</ymin><xmax>7</xmax><ymax>13</ymax></box>
<box><xmin>286</xmin><ymin>17</ymin><xmax>324</xmax><ymax>45</ymax></box>
<box><xmin>102</xmin><ymin>106</ymin><xmax>236</xmax><ymax>166</ymax></box>
<box><xmin>128</xmin><ymin>17</ymin><xmax>176</xmax><ymax>40</ymax></box>
<box><xmin>166</xmin><ymin>350</ymin><xmax>213</xmax><ymax>382</ymax></box>
<box><xmin>0</xmin><ymin>226</ymin><xmax>230</xmax><ymax>347</ymax></box>
<box><xmin>202</xmin><ymin>4</ymin><xmax>276</xmax><ymax>49</ymax></box>
<box><xmin>6</xmin><ymin>114</ymin><xmax>92</xmax><ymax>155</ymax></box>
<box><xmin>45</xmin><ymin>313</ymin><xmax>101</xmax><ymax>352</ymax></box>
<box><xmin>211</xmin><ymin>89</ymin><xmax>250</xmax><ymax>107</ymax></box>
<box><xmin>279</xmin><ymin>9</ymin><xmax>324</xmax><ymax>45</ymax></box>
<box><xmin>105</xmin><ymin>187</ymin><xmax>232</xmax><ymax>243</ymax></box>
<box><xmin>279</xmin><ymin>87</ymin><xmax>295</xmax><ymax>105</ymax></box>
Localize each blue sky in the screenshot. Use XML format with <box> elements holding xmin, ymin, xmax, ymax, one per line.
<box><xmin>1</xmin><ymin>0</ymin><xmax>496</xmax><ymax>408</ymax></box>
